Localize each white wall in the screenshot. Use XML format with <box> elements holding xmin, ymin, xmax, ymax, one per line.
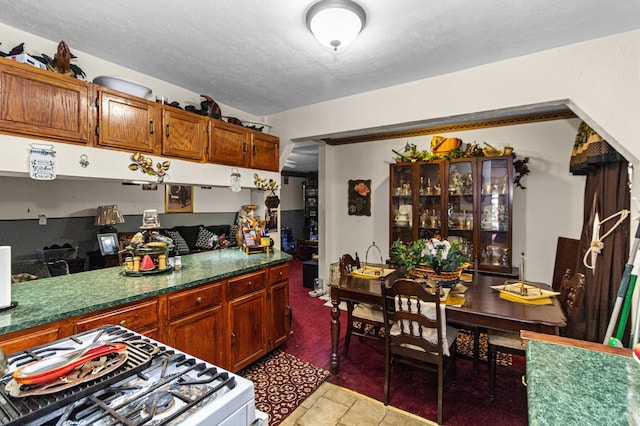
<box><xmin>0</xmin><ymin>176</ymin><xmax>251</xmax><ymax>220</ymax></box>
<box><xmin>280</xmin><ymin>176</ymin><xmax>305</xmax><ymax>211</ymax></box>
<box><xmin>323</xmin><ymin>119</ymin><xmax>585</xmax><ymax>285</ymax></box>
<box><xmin>269</xmin><ymin>30</ymin><xmax>640</xmax><ymax>288</ymax></box>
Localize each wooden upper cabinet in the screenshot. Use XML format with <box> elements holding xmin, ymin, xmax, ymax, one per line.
<box><xmin>0</xmin><ymin>59</ymin><xmax>90</xmax><ymax>144</ymax></box>
<box><xmin>95</xmin><ymin>87</ymin><xmax>159</xmax><ymax>153</ymax></box>
<box><xmin>161</xmin><ymin>106</ymin><xmax>206</xmax><ymax>161</ymax></box>
<box><xmin>250</xmin><ymin>132</ymin><xmax>279</xmax><ymax>171</ymax></box>
<box><xmin>207</xmin><ymin>119</ymin><xmax>248</xmax><ymax>167</ymax></box>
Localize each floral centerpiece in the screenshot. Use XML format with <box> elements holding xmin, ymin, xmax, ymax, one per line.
<box><xmin>390</xmin><ymin>238</ymin><xmax>471</xmax><ymax>283</ymax></box>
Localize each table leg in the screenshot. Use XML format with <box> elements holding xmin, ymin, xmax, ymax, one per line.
<box><xmin>330</xmin><ymin>298</ymin><xmax>341</xmax><ymax>374</ymax></box>
<box><xmin>473</xmin><ymin>327</ymin><xmax>481</xmax><ymax>375</ymax></box>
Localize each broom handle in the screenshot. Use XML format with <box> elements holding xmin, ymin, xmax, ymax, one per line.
<box><xmin>603</xmin><ymin>225</ymin><xmax>640</xmax><ymax>344</ymax></box>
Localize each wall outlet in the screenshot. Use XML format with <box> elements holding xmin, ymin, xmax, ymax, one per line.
<box><xmin>38</xmin><ymin>214</ymin><xmax>47</xmax><ymax>225</ymax></box>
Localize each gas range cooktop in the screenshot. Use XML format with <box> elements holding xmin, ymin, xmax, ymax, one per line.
<box><xmin>0</xmin><ymin>326</ymin><xmax>258</xmax><ymax>426</ymax></box>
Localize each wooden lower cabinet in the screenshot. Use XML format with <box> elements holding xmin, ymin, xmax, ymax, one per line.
<box><xmin>0</xmin><ymin>262</ymin><xmax>289</xmax><ymax>372</ymax></box>
<box><xmin>75</xmin><ymin>299</ymin><xmax>160</xmax><ymax>333</ymax></box>
<box><xmin>0</xmin><ymin>322</ymin><xmax>70</xmax><ymax>355</ymax></box>
<box><xmin>228</xmin><ymin>291</ymin><xmax>267</xmax><ymax>371</ymax></box>
<box><xmin>268</xmin><ymin>263</ymin><xmax>290</xmax><ymax>350</ymax></box>
<box><xmin>167</xmin><ymin>306</ymin><xmax>224</xmax><ymax>366</ymax></box>
<box><xmin>268</xmin><ymin>280</ymin><xmax>290</xmax><ymax>349</ymax></box>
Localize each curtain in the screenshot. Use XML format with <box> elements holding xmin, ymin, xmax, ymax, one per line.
<box><xmin>567</xmin><ymin>122</ymin><xmax>630</xmax><ymax>342</ymax></box>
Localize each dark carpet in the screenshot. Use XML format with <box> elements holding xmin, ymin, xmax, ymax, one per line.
<box><xmin>282</xmin><ymin>258</ymin><xmax>528</xmax><ymax>425</ymax></box>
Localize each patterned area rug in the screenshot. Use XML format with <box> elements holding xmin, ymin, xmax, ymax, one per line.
<box><xmin>239</xmin><ymin>350</ymin><xmax>330</xmax><ymax>426</ymax></box>
<box><xmin>457</xmin><ymin>328</ymin><xmax>512</xmax><ymax>366</ymax></box>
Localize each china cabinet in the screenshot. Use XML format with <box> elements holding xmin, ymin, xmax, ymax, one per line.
<box><xmin>389</xmin><ymin>156</ymin><xmax>513</xmax><ymax>274</ymax></box>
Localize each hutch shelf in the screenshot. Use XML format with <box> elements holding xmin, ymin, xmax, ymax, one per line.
<box><xmin>390</xmin><ymin>156</ymin><xmax>514</xmax><ymax>274</ymax></box>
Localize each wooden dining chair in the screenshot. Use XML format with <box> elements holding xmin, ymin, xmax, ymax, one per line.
<box><xmin>340</xmin><ymin>253</ymin><xmax>386</xmax><ymax>356</ymax></box>
<box><xmin>382</xmin><ymin>278</ymin><xmax>457</xmax><ymax>425</ymax></box>
<box><xmin>488</xmin><ymin>271</ymin><xmax>585</xmax><ymax>399</ymax></box>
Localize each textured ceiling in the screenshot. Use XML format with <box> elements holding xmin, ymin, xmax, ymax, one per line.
<box><xmin>1</xmin><ymin>1</ymin><xmax>638</xmax><ymax>174</ymax></box>
<box><xmin>0</xmin><ymin>0</ymin><xmax>638</xmax><ymax>118</ymax></box>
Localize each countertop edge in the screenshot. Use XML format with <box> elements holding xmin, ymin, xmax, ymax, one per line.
<box><xmin>1</xmin><ymin>250</ymin><xmax>291</xmax><ymax>335</ymax></box>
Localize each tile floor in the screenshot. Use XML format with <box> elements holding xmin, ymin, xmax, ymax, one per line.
<box><xmin>280</xmin><ymin>382</ymin><xmax>436</xmax><ymax>426</ymax></box>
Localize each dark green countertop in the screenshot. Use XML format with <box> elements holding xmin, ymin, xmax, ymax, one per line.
<box><xmin>1</xmin><ymin>249</ymin><xmax>291</xmax><ymax>335</ymax></box>
<box><xmin>527</xmin><ymin>339</ymin><xmax>640</xmax><ymax>425</ymax></box>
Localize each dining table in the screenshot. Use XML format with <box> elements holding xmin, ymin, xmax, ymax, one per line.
<box><xmin>329</xmin><ymin>269</ymin><xmax>567</xmax><ymax>374</ymax></box>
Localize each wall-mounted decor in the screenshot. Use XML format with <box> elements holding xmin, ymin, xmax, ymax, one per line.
<box><xmin>165</xmin><ymin>185</ymin><xmax>194</xmax><ymax>213</ymax></box>
<box><xmin>348</xmin><ymin>179</ymin><xmax>371</xmax><ymax>216</ymax></box>
<box><xmin>129</xmin><ymin>152</ymin><xmax>170</xmax><ymax>183</ymax></box>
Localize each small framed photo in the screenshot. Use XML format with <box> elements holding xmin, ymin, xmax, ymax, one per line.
<box><xmin>165</xmin><ymin>185</ymin><xmax>194</xmax><ymax>213</ymax></box>
<box><xmin>97</xmin><ymin>233</ymin><xmax>119</xmax><ymax>255</ymax></box>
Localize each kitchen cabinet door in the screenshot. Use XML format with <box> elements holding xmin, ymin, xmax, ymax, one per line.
<box><xmin>161</xmin><ymin>107</ymin><xmax>207</xmax><ymax>161</ymax></box>
<box><xmin>228</xmin><ymin>291</ymin><xmax>267</xmax><ymax>372</ymax></box>
<box><xmin>207</xmin><ymin>119</ymin><xmax>248</xmax><ymax>167</ymax></box>
<box><xmin>250</xmin><ymin>132</ymin><xmax>279</xmax><ymax>171</ymax></box>
<box><xmin>168</xmin><ymin>306</ymin><xmax>225</xmax><ymax>366</ymax></box>
<box><xmin>268</xmin><ymin>279</ymin><xmax>290</xmax><ymax>349</ymax></box>
<box><xmin>0</xmin><ymin>59</ymin><xmax>90</xmax><ymax>144</ymax></box>
<box><xmin>96</xmin><ymin>88</ymin><xmax>159</xmax><ymax>153</ymax></box>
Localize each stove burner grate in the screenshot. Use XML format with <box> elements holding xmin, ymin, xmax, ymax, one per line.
<box><xmin>0</xmin><ymin>326</ymin><xmax>239</xmax><ymax>426</ymax></box>
<box><xmin>0</xmin><ymin>326</ymin><xmax>155</xmax><ymax>425</ymax></box>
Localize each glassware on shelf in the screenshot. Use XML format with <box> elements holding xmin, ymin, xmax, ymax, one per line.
<box><xmin>419</xmin><ymin>177</ymin><xmax>425</xmax><ymax>195</ymax></box>
<box><xmin>420</xmin><ymin>211</ymin><xmax>428</xmax><ymax>228</ymax></box>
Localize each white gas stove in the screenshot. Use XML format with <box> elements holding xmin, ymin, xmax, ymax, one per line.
<box><xmin>0</xmin><ymin>325</ymin><xmax>267</xmax><ymax>425</ymax></box>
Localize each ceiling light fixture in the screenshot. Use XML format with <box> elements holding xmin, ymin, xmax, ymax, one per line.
<box><xmin>306</xmin><ymin>0</ymin><xmax>366</xmax><ymax>51</ymax></box>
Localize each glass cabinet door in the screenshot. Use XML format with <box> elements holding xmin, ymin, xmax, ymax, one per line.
<box><xmin>445</xmin><ymin>160</ymin><xmax>474</xmax><ymax>260</ymax></box>
<box><xmin>390</xmin><ymin>164</ymin><xmax>414</xmax><ymax>244</ymax></box>
<box><xmin>479</xmin><ymin>157</ymin><xmax>512</xmax><ymax>270</ymax></box>
<box><xmin>417</xmin><ymin>162</ymin><xmax>442</xmax><ymax>240</ymax></box>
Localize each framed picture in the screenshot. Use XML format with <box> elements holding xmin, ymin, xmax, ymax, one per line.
<box><xmin>348</xmin><ymin>179</ymin><xmax>371</xmax><ymax>216</ymax></box>
<box><xmin>165</xmin><ymin>185</ymin><xmax>194</xmax><ymax>213</ymax></box>
<box><xmin>97</xmin><ymin>233</ymin><xmax>119</xmax><ymax>255</ymax></box>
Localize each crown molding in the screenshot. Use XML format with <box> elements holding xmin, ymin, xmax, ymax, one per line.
<box><xmin>324</xmin><ymin>110</ymin><xmax>577</xmax><ymax>146</ymax></box>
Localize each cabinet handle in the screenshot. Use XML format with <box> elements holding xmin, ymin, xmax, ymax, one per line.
<box><xmin>231</xmin><ymin>331</ymin><xmax>236</xmax><ymax>345</ymax></box>
<box><xmin>120</xmin><ymin>320</ymin><xmax>127</xmax><ymax>327</ymax></box>
<box><xmin>252</xmin><ymin>145</ymin><xmax>256</xmax><ymax>156</ymax></box>
<box><xmin>196</xmin><ymin>296</ymin><xmax>203</xmax><ymax>304</ymax></box>
<box><xmin>149</xmin><ymin>120</ymin><xmax>154</xmax><ymax>135</ymax></box>
<box><xmin>243</xmin><ymin>142</ymin><xmax>247</xmax><ymax>153</ymax></box>
<box><xmin>165</xmin><ymin>124</ymin><xmax>170</xmax><ymax>138</ymax></box>
<box><xmin>279</xmin><ymin>271</ymin><xmax>283</xmax><ymax>277</ymax></box>
<box><xmin>248</xmin><ymin>281</ymin><xmax>252</xmax><ymax>288</ymax></box>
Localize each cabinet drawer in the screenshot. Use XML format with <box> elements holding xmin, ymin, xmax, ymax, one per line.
<box><xmin>227</xmin><ymin>271</ymin><xmax>266</xmax><ymax>300</ymax></box>
<box><xmin>0</xmin><ymin>325</ymin><xmax>64</xmax><ymax>355</ymax></box>
<box><xmin>168</xmin><ymin>282</ymin><xmax>222</xmax><ymax>320</ymax></box>
<box><xmin>75</xmin><ymin>299</ymin><xmax>159</xmax><ymax>332</ymax></box>
<box><xmin>269</xmin><ymin>263</ymin><xmax>289</xmax><ymax>284</ymax></box>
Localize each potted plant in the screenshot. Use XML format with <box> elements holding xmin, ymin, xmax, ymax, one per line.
<box><xmin>390</xmin><ymin>238</ymin><xmax>471</xmax><ymax>284</ymax></box>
